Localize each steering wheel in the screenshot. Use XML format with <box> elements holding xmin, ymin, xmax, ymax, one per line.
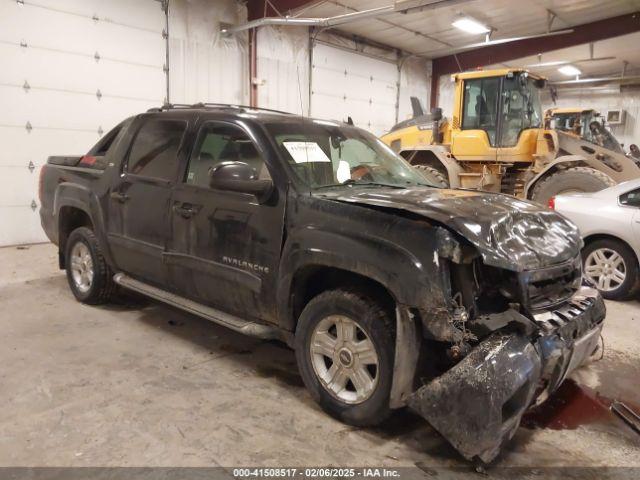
<box><xmin>350</xmin><ymin>165</ymin><xmax>374</xmax><ymax>181</ymax></box>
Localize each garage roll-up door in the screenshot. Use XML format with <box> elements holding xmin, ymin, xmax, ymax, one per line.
<box><xmin>310</xmin><ymin>43</ymin><xmax>398</xmax><ymax>136</ymax></box>
<box><xmin>0</xmin><ymin>0</ymin><xmax>166</xmax><ymax>247</ymax></box>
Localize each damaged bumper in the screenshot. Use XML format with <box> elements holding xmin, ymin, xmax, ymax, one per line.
<box><xmin>407</xmin><ymin>286</ymin><xmax>605</xmax><ymax>463</ymax></box>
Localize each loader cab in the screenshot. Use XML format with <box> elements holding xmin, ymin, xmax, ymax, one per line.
<box><xmin>451</xmin><ymin>70</ymin><xmax>545</xmax><ymax>162</ymax></box>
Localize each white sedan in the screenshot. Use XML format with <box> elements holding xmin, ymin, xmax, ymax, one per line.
<box><xmin>552</xmin><ymin>179</ymin><xmax>640</xmax><ymax>300</ymax></box>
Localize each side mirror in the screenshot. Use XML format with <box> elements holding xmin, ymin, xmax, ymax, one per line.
<box><xmin>209</xmin><ymin>161</ymin><xmax>273</xmax><ymax>203</ymax></box>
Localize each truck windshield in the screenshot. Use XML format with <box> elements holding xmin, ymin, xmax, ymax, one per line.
<box><xmin>265</xmin><ymin>121</ymin><xmax>433</xmax><ymax>189</ymax></box>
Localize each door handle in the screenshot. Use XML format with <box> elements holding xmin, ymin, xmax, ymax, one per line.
<box><xmin>109</xmin><ymin>191</ymin><xmax>129</xmax><ymax>203</ymax></box>
<box><xmin>173</xmin><ymin>202</ymin><xmax>201</xmax><ymax>219</ymax></box>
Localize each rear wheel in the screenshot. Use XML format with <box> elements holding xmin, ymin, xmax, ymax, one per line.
<box><xmin>582</xmin><ymin>238</ymin><xmax>639</xmax><ymax>300</ymax></box>
<box><xmin>530</xmin><ymin>166</ymin><xmax>615</xmax><ymax>205</ymax></box>
<box><xmin>414</xmin><ymin>165</ymin><xmax>449</xmax><ymax>188</ymax></box>
<box><xmin>65</xmin><ymin>227</ymin><xmax>116</xmax><ymax>304</ymax></box>
<box><xmin>295</xmin><ymin>290</ymin><xmax>395</xmax><ymax>426</ymax></box>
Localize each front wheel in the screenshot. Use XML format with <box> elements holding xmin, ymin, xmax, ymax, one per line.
<box><xmin>65</xmin><ymin>226</ymin><xmax>116</xmax><ymax>304</ymax></box>
<box><xmin>583</xmin><ymin>239</ymin><xmax>638</xmax><ymax>300</ymax></box>
<box><xmin>295</xmin><ymin>290</ymin><xmax>395</xmax><ymax>426</ymax></box>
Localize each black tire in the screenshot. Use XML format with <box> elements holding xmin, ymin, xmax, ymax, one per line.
<box><xmin>414</xmin><ymin>164</ymin><xmax>449</xmax><ymax>188</ymax></box>
<box><xmin>65</xmin><ymin>226</ymin><xmax>116</xmax><ymax>305</ymax></box>
<box><xmin>582</xmin><ymin>238</ymin><xmax>639</xmax><ymax>300</ymax></box>
<box><xmin>530</xmin><ymin>166</ymin><xmax>615</xmax><ymax>205</ymax></box>
<box><xmin>295</xmin><ymin>290</ymin><xmax>395</xmax><ymax>427</ymax></box>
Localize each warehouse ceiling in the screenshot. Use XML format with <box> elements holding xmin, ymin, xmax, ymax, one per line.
<box><xmin>259</xmin><ymin>0</ymin><xmax>635</xmax><ymax>84</ymax></box>
<box><xmin>497</xmin><ymin>31</ymin><xmax>640</xmax><ymax>82</ymax></box>
<box><xmin>289</xmin><ymin>0</ymin><xmax>640</xmax><ymax>58</ymax></box>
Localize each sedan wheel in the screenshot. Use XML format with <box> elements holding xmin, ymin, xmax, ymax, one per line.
<box><xmin>584</xmin><ymin>248</ymin><xmax>626</xmax><ymax>292</ymax></box>
<box><xmin>582</xmin><ymin>238</ymin><xmax>639</xmax><ymax>300</ymax></box>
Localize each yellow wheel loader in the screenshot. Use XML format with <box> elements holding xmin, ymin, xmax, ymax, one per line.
<box><xmin>381</xmin><ymin>69</ymin><xmax>640</xmax><ymax>204</ymax></box>
<box><xmin>547</xmin><ymin>106</ymin><xmax>638</xmax><ymax>155</ymax></box>
<box><xmin>546</xmin><ymin>107</ymin><xmax>624</xmax><ymax>152</ymax></box>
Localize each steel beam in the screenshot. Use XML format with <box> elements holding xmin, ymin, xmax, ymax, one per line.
<box><xmin>430</xmin><ymin>12</ymin><xmax>640</xmax><ymax>107</ymax></box>
<box><xmin>247</xmin><ymin>0</ymin><xmax>319</xmax><ymax>21</ymax></box>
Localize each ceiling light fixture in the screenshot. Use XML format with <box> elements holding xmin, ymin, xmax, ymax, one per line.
<box><xmin>558</xmin><ymin>65</ymin><xmax>581</xmax><ymax>76</ymax></box>
<box><xmin>452</xmin><ymin>15</ymin><xmax>490</xmax><ymax>34</ymax></box>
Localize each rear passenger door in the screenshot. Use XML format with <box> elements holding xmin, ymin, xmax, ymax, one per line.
<box><xmin>166</xmin><ymin>120</ymin><xmax>284</xmax><ymax>323</ymax></box>
<box><xmin>106</xmin><ymin>114</ymin><xmax>189</xmax><ymax>286</ymax></box>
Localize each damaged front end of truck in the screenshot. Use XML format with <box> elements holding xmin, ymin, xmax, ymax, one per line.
<box><xmin>332</xmin><ymin>190</ymin><xmax>607</xmax><ymax>464</ymax></box>
<box><xmin>405</xmin><ymin>281</ymin><xmax>604</xmax><ymax>463</ymax></box>
<box><xmin>404</xmin><ymin>225</ymin><xmax>604</xmax><ymax>463</ymax></box>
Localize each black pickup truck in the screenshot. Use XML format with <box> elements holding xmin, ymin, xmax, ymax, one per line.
<box><xmin>39</xmin><ymin>104</ymin><xmax>605</xmax><ymax>463</ymax></box>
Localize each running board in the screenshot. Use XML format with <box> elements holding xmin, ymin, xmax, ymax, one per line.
<box><xmin>113</xmin><ymin>273</ymin><xmax>279</xmax><ymax>340</ymax></box>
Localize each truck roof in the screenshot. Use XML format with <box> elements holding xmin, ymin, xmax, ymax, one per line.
<box><xmin>144</xmin><ymin>102</ymin><xmax>355</xmax><ymax>127</ymax></box>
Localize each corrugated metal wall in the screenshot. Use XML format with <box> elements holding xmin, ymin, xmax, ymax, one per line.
<box><xmin>168</xmin><ymin>0</ymin><xmax>248</xmax><ymax>105</ymax></box>
<box><xmin>257</xmin><ymin>25</ymin><xmax>309</xmax><ymax>115</ymax></box>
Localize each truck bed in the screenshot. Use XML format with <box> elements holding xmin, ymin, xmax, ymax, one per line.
<box><xmin>39</xmin><ymin>157</ymin><xmax>106</xmax><ymax>246</ymax></box>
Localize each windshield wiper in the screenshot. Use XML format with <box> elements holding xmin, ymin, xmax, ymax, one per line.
<box><xmin>315</xmin><ymin>180</ymin><xmax>407</xmax><ymax>190</ymax></box>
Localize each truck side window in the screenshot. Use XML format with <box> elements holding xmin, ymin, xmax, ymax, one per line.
<box><xmin>185</xmin><ymin>123</ymin><xmax>270</xmax><ymax>187</ymax></box>
<box><xmin>126</xmin><ymin>119</ymin><xmax>187</xmax><ymax>181</ymax></box>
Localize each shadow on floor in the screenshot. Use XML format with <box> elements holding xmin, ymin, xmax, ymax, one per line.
<box><xmin>132</xmin><ymin>300</ymin><xmax>463</xmax><ymax>463</ymax></box>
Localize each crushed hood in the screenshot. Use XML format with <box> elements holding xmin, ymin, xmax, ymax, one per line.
<box><xmin>315</xmin><ymin>187</ymin><xmax>581</xmax><ymax>271</ymax></box>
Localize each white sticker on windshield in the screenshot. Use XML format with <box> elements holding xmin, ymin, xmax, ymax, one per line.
<box><xmin>336</xmin><ymin>160</ymin><xmax>351</xmax><ymax>183</ymax></box>
<box><xmin>283</xmin><ymin>141</ymin><xmax>331</xmax><ymax>164</ymax></box>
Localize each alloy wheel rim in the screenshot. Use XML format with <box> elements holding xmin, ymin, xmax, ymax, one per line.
<box><xmin>584</xmin><ymin>247</ymin><xmax>626</xmax><ymax>292</ymax></box>
<box><xmin>70</xmin><ymin>242</ymin><xmax>94</xmax><ymax>293</ymax></box>
<box><xmin>309</xmin><ymin>315</ymin><xmax>379</xmax><ymax>404</ymax></box>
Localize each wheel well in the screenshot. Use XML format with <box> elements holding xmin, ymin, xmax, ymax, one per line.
<box><xmin>289</xmin><ymin>266</ymin><xmax>396</xmax><ymax>331</ymax></box>
<box><xmin>583</xmin><ymin>234</ymin><xmax>638</xmax><ymax>264</ymax></box>
<box><xmin>526</xmin><ymin>159</ymin><xmax>587</xmax><ymax>198</ymax></box>
<box><xmin>401</xmin><ymin>150</ymin><xmax>447</xmax><ymax>176</ymax></box>
<box><xmin>58</xmin><ymin>207</ymin><xmax>93</xmax><ymax>268</ymax></box>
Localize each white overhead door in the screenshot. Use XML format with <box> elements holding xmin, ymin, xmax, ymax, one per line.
<box><xmin>0</xmin><ymin>0</ymin><xmax>166</xmax><ymax>246</ymax></box>
<box><xmin>310</xmin><ymin>43</ymin><xmax>398</xmax><ymax>136</ymax></box>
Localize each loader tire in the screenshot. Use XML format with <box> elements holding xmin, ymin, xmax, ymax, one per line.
<box><xmin>414</xmin><ymin>165</ymin><xmax>449</xmax><ymax>188</ymax></box>
<box><xmin>530</xmin><ymin>166</ymin><xmax>615</xmax><ymax>205</ymax></box>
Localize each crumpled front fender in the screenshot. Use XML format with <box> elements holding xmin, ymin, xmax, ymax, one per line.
<box><xmin>407</xmin><ymin>334</ymin><xmax>541</xmax><ymax>463</ymax></box>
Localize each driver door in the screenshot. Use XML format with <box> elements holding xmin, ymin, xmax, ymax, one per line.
<box><xmin>497</xmin><ymin>75</ymin><xmax>542</xmax><ymax>163</ymax></box>
<box><xmin>165</xmin><ymin>120</ymin><xmax>285</xmax><ymax>323</ymax></box>
<box><xmin>451</xmin><ymin>76</ymin><xmax>499</xmax><ymax>161</ymax></box>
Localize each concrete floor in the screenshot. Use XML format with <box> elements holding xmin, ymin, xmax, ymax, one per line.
<box><xmin>1</xmin><ymin>243</ymin><xmax>639</xmax><ymax>471</ymax></box>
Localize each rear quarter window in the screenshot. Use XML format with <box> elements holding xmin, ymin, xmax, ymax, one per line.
<box><xmin>89</xmin><ymin>119</ymin><xmax>130</xmax><ymax>157</ymax></box>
